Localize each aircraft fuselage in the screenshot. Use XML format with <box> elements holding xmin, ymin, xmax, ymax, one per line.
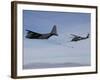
<box><xmin>71</xmin><ymin>37</ymin><xmax>88</xmax><ymax>42</ymax></box>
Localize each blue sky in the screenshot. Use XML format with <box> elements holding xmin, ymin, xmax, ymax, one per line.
<box><xmin>23</xmin><ymin>10</ymin><xmax>90</xmax><ymax>34</ymax></box>
<box><xmin>23</xmin><ymin>10</ymin><xmax>91</xmax><ymax>69</ymax></box>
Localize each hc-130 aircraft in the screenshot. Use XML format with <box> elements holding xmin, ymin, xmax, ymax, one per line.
<box><xmin>70</xmin><ymin>33</ymin><xmax>90</xmax><ymax>42</ymax></box>
<box><xmin>26</xmin><ymin>25</ymin><xmax>58</xmax><ymax>39</ymax></box>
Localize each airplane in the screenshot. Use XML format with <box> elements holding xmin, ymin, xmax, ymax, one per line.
<box><xmin>70</xmin><ymin>33</ymin><xmax>90</xmax><ymax>42</ymax></box>
<box><xmin>25</xmin><ymin>25</ymin><xmax>58</xmax><ymax>39</ymax></box>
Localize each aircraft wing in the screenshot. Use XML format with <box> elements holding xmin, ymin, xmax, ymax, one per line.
<box><xmin>26</xmin><ymin>30</ymin><xmax>42</xmax><ymax>37</ymax></box>
<box><xmin>26</xmin><ymin>30</ymin><xmax>34</xmax><ymax>34</ymax></box>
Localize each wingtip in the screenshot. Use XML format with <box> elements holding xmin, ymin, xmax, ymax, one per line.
<box><xmin>25</xmin><ymin>29</ymin><xmax>28</xmax><ymax>31</ymax></box>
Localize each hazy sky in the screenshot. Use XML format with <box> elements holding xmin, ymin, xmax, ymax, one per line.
<box><xmin>23</xmin><ymin>10</ymin><xmax>90</xmax><ymax>34</ymax></box>
<box><xmin>23</xmin><ymin>10</ymin><xmax>91</xmax><ymax>68</ymax></box>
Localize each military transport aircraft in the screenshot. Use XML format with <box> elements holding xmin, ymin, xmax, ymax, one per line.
<box><xmin>25</xmin><ymin>25</ymin><xmax>58</xmax><ymax>39</ymax></box>
<box><xmin>70</xmin><ymin>33</ymin><xmax>90</xmax><ymax>42</ymax></box>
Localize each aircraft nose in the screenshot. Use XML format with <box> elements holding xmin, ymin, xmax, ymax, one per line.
<box><xmin>25</xmin><ymin>35</ymin><xmax>29</xmax><ymax>38</ymax></box>
<box><xmin>25</xmin><ymin>35</ymin><xmax>28</xmax><ymax>38</ymax></box>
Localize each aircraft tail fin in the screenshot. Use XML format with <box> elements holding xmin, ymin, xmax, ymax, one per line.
<box><xmin>86</xmin><ymin>33</ymin><xmax>89</xmax><ymax>38</ymax></box>
<box><xmin>51</xmin><ymin>25</ymin><xmax>58</xmax><ymax>36</ymax></box>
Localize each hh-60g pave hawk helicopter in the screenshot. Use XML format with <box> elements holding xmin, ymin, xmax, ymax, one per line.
<box><xmin>70</xmin><ymin>33</ymin><xmax>90</xmax><ymax>42</ymax></box>
<box><xmin>25</xmin><ymin>25</ymin><xmax>58</xmax><ymax>39</ymax></box>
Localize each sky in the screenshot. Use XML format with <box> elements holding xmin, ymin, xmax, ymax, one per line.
<box><xmin>23</xmin><ymin>10</ymin><xmax>90</xmax><ymax>34</ymax></box>
<box><xmin>23</xmin><ymin>10</ymin><xmax>91</xmax><ymax>69</ymax></box>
